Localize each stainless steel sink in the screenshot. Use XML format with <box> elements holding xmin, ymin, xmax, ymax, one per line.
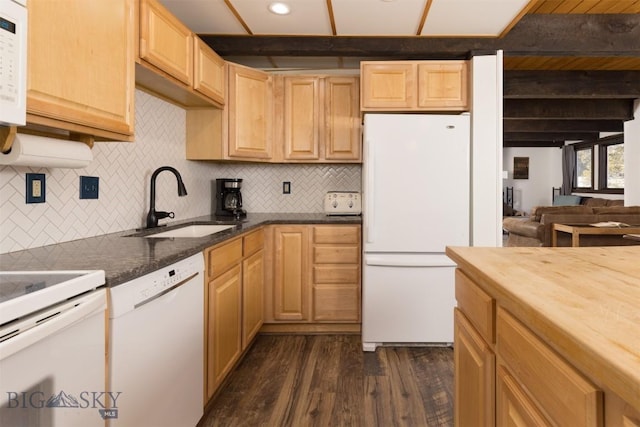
<box><xmin>142</xmin><ymin>224</ymin><xmax>235</xmax><ymax>238</ymax></box>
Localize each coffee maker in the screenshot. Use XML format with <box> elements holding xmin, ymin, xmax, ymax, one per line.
<box><xmin>215</xmin><ymin>178</ymin><xmax>246</xmax><ymax>218</ymax></box>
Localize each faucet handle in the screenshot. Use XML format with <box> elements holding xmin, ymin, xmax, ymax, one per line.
<box><xmin>155</xmin><ymin>211</ymin><xmax>174</xmax><ymax>220</ymax></box>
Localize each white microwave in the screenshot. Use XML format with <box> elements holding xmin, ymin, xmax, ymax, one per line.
<box><xmin>0</xmin><ymin>0</ymin><xmax>27</xmax><ymax>126</ymax></box>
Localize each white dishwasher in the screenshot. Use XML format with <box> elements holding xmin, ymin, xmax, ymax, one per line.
<box><xmin>108</xmin><ymin>253</ymin><xmax>204</xmax><ymax>427</ymax></box>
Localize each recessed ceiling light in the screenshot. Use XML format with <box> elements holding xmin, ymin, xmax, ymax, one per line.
<box><xmin>268</xmin><ymin>2</ymin><xmax>291</xmax><ymax>15</ymax></box>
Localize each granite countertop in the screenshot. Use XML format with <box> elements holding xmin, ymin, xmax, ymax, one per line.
<box><xmin>0</xmin><ymin>213</ymin><xmax>361</xmax><ymax>287</ymax></box>
<box><xmin>446</xmin><ymin>245</ymin><xmax>640</xmax><ymax>413</ymax></box>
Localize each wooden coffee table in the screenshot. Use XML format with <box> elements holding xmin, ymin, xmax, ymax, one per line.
<box><xmin>552</xmin><ymin>223</ymin><xmax>640</xmax><ymax>247</ymax></box>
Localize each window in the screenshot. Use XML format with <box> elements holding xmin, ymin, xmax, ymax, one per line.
<box><xmin>600</xmin><ymin>138</ymin><xmax>624</xmax><ymax>191</ymax></box>
<box><xmin>572</xmin><ymin>134</ymin><xmax>624</xmax><ymax>193</ymax></box>
<box><xmin>575</xmin><ymin>146</ymin><xmax>593</xmax><ymax>189</ymax></box>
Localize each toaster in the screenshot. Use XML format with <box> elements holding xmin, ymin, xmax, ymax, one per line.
<box><xmin>324</xmin><ymin>191</ymin><xmax>362</xmax><ymax>216</ymax></box>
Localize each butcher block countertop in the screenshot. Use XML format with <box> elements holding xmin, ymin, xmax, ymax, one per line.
<box><xmin>446</xmin><ymin>245</ymin><xmax>640</xmax><ymax>414</ymax></box>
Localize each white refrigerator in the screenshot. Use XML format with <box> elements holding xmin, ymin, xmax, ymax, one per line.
<box><xmin>362</xmin><ymin>113</ymin><xmax>470</xmax><ymax>352</ymax></box>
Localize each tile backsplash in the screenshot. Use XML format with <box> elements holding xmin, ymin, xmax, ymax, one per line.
<box><xmin>0</xmin><ymin>90</ymin><xmax>361</xmax><ymax>254</ymax></box>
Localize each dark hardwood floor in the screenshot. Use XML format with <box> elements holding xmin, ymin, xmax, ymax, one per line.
<box><xmin>198</xmin><ymin>334</ymin><xmax>454</xmax><ymax>427</ymax></box>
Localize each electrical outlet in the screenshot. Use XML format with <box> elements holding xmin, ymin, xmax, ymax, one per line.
<box><xmin>26</xmin><ymin>173</ymin><xmax>46</xmax><ymax>204</ymax></box>
<box><xmin>283</xmin><ymin>181</ymin><xmax>291</xmax><ymax>194</ymax></box>
<box><xmin>80</xmin><ymin>176</ymin><xmax>99</xmax><ymax>199</ymax></box>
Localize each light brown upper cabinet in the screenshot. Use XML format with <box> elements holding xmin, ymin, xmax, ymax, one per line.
<box><xmin>136</xmin><ymin>0</ymin><xmax>225</xmax><ymax>108</ymax></box>
<box><xmin>227</xmin><ymin>63</ymin><xmax>273</xmax><ymax>160</ymax></box>
<box><xmin>279</xmin><ymin>76</ymin><xmax>321</xmax><ymax>161</ymax></box>
<box><xmin>324</xmin><ymin>77</ymin><xmax>362</xmax><ymax>161</ymax></box>
<box><xmin>27</xmin><ymin>0</ymin><xmax>135</xmax><ymax>141</ymax></box>
<box><xmin>361</xmin><ymin>60</ymin><xmax>468</xmax><ymax>112</ymax></box>
<box><xmin>139</xmin><ymin>0</ymin><xmax>192</xmax><ymax>86</ymax></box>
<box><xmin>193</xmin><ymin>38</ymin><xmax>225</xmax><ymax>106</ymax></box>
<box><xmin>186</xmin><ymin>63</ymin><xmax>272</xmax><ymax>161</ymax></box>
<box><xmin>273</xmin><ymin>75</ymin><xmax>361</xmax><ymax>163</ymax></box>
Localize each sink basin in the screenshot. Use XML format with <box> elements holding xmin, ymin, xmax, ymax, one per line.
<box><xmin>143</xmin><ymin>224</ymin><xmax>235</xmax><ymax>238</ymax></box>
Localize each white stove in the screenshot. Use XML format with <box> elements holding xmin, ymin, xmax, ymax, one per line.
<box><xmin>0</xmin><ymin>270</ymin><xmax>105</xmax><ymax>324</ymax></box>
<box><xmin>0</xmin><ymin>270</ymin><xmax>107</xmax><ymax>426</ymax></box>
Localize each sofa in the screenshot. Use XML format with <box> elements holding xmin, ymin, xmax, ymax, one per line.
<box><xmin>503</xmin><ymin>197</ymin><xmax>640</xmax><ymax>247</ymax></box>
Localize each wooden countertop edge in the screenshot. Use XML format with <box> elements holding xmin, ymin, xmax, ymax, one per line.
<box><xmin>446</xmin><ymin>246</ymin><xmax>640</xmax><ymax>413</ymax></box>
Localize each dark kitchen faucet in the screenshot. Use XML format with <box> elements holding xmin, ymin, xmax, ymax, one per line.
<box><xmin>145</xmin><ymin>166</ymin><xmax>188</xmax><ymax>229</ymax></box>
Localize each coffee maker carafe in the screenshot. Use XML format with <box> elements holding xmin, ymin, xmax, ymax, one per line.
<box><xmin>215</xmin><ymin>178</ymin><xmax>246</xmax><ymax>218</ymax></box>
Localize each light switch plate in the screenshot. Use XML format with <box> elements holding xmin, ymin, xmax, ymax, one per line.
<box><xmin>80</xmin><ymin>176</ymin><xmax>99</xmax><ymax>199</ymax></box>
<box><xmin>26</xmin><ymin>173</ymin><xmax>46</xmax><ymax>204</ymax></box>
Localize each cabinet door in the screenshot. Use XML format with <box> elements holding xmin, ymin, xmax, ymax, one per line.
<box><xmin>497</xmin><ymin>365</ymin><xmax>551</xmax><ymax>426</ymax></box>
<box><xmin>360</xmin><ymin>62</ymin><xmax>415</xmax><ymax>110</ymax></box>
<box><xmin>283</xmin><ymin>77</ymin><xmax>320</xmax><ymax>160</ymax></box>
<box><xmin>273</xmin><ymin>226</ymin><xmax>310</xmax><ymax>321</ymax></box>
<box><xmin>193</xmin><ymin>37</ymin><xmax>225</xmax><ymax>106</ymax></box>
<box><xmin>497</xmin><ymin>307</ymin><xmax>602</xmax><ymax>427</ymax></box>
<box><xmin>208</xmin><ymin>265</ymin><xmax>242</xmax><ymax>395</ymax></box>
<box><xmin>454</xmin><ymin>309</ymin><xmax>495</xmax><ymax>427</ymax></box>
<box><xmin>228</xmin><ymin>64</ymin><xmax>272</xmax><ymax>160</ymax></box>
<box><xmin>242</xmin><ymin>250</ymin><xmax>264</xmax><ymax>349</ymax></box>
<box><xmin>324</xmin><ymin>77</ymin><xmax>361</xmax><ymax>161</ymax></box>
<box><xmin>606</xmin><ymin>393</ymin><xmax>640</xmax><ymax>427</ymax></box>
<box><xmin>27</xmin><ymin>0</ymin><xmax>135</xmax><ymax>139</ymax></box>
<box><xmin>139</xmin><ymin>0</ymin><xmax>193</xmax><ymax>86</ymax></box>
<box><xmin>417</xmin><ymin>61</ymin><xmax>468</xmax><ymax>110</ymax></box>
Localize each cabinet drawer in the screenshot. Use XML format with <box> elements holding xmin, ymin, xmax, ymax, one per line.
<box><xmin>243</xmin><ymin>228</ymin><xmax>264</xmax><ymax>257</ymax></box>
<box><xmin>606</xmin><ymin>393</ymin><xmax>640</xmax><ymax>427</ymax></box>
<box><xmin>455</xmin><ymin>269</ymin><xmax>495</xmax><ymax>343</ymax></box>
<box><xmin>207</xmin><ymin>238</ymin><xmax>242</xmax><ymax>278</ymax></box>
<box><xmin>313</xmin><ymin>246</ymin><xmax>359</xmax><ymax>264</ymax></box>
<box><xmin>313</xmin><ymin>285</ymin><xmax>360</xmax><ymax>321</ymax></box>
<box><xmin>313</xmin><ymin>226</ymin><xmax>360</xmax><ymax>244</ymax></box>
<box><xmin>497</xmin><ymin>365</ymin><xmax>551</xmax><ymax>426</ymax></box>
<box><xmin>313</xmin><ymin>265</ymin><xmax>359</xmax><ymax>284</ymax></box>
<box><xmin>497</xmin><ymin>307</ymin><xmax>603</xmax><ymax>427</ymax></box>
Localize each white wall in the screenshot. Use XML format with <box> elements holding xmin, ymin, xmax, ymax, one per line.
<box><xmin>624</xmin><ymin>100</ymin><xmax>640</xmax><ymax>205</ymax></box>
<box><xmin>0</xmin><ymin>90</ymin><xmax>361</xmax><ymax>254</ymax></box>
<box><xmin>503</xmin><ymin>146</ymin><xmax>563</xmax><ymax>214</ymax></box>
<box><xmin>471</xmin><ymin>52</ymin><xmax>503</xmax><ymax>247</ymax></box>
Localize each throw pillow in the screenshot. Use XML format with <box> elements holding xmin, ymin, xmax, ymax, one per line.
<box><xmin>552</xmin><ymin>195</ymin><xmax>582</xmax><ymax>206</ymax></box>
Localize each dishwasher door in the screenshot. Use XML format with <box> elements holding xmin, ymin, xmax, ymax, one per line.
<box><xmin>108</xmin><ymin>253</ymin><xmax>204</xmax><ymax>427</ymax></box>
<box><xmin>0</xmin><ymin>289</ymin><xmax>107</xmax><ymax>427</ymax></box>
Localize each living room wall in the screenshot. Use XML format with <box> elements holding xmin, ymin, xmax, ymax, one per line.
<box><xmin>503</xmin><ymin>146</ymin><xmax>562</xmax><ymax>214</ymax></box>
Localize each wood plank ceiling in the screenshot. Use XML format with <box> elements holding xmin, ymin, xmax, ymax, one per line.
<box><xmin>189</xmin><ymin>0</ymin><xmax>640</xmax><ymax>148</ymax></box>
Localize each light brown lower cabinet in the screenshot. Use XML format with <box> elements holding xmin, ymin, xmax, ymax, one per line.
<box><xmin>204</xmin><ymin>228</ymin><xmax>264</xmax><ymax>403</ymax></box>
<box><xmin>264</xmin><ymin>224</ymin><xmax>361</xmax><ymax>332</ymax></box>
<box><xmin>272</xmin><ymin>225</ymin><xmax>310</xmax><ymax>321</ymax></box>
<box><xmin>242</xmin><ymin>249</ymin><xmax>264</xmax><ymax>348</ymax></box>
<box><xmin>453</xmin><ymin>268</ymin><xmax>640</xmax><ymax>427</ymax></box>
<box><xmin>496</xmin><ymin>364</ymin><xmax>550</xmax><ymax>426</ymax></box>
<box><xmin>454</xmin><ymin>308</ymin><xmax>495</xmax><ymax>427</ymax></box>
<box><xmin>209</xmin><ymin>264</ymin><xmax>242</xmax><ymax>393</ymax></box>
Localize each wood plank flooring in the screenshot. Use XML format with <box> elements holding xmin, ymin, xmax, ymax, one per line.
<box><xmin>198</xmin><ymin>334</ymin><xmax>453</xmax><ymax>427</ymax></box>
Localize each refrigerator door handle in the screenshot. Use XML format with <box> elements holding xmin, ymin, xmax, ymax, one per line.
<box><xmin>365</xmin><ymin>255</ymin><xmax>456</xmax><ymax>268</ymax></box>
<box><xmin>365</xmin><ymin>139</ymin><xmax>375</xmax><ymax>243</ymax></box>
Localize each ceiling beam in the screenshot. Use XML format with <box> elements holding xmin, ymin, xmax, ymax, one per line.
<box><xmin>504</xmin><ymin>99</ymin><xmax>635</xmax><ymax>120</ymax></box>
<box><xmin>201</xmin><ymin>15</ymin><xmax>640</xmax><ymax>58</ymax></box>
<box><xmin>504</xmin><ymin>141</ymin><xmax>565</xmax><ymax>148</ymax></box>
<box><xmin>503</xmin><ymin>119</ymin><xmax>624</xmax><ymax>133</ymax></box>
<box><xmin>504</xmin><ymin>71</ymin><xmax>640</xmax><ymax>99</ymax></box>
<box><xmin>504</xmin><ymin>132</ymin><xmax>599</xmax><ymax>142</ymax></box>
